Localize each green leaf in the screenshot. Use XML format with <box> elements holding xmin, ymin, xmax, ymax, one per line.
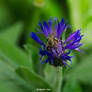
<box><xmin>67</xmin><ymin>54</ymin><xmax>92</xmax><ymax>85</ymax></box>
<box><xmin>5</xmin><ymin>0</ymin><xmax>34</xmax><ymax>19</ymax></box>
<box><xmin>26</xmin><ymin>8</ymin><xmax>42</xmax><ymax>46</ymax></box>
<box><xmin>24</xmin><ymin>44</ymin><xmax>40</xmax><ymax>73</ymax></box>
<box><xmin>63</xmin><ymin>80</ymin><xmax>82</xmax><ymax>92</ymax></box>
<box><xmin>0</xmin><ymin>4</ymin><xmax>14</xmax><ymax>29</ymax></box>
<box><xmin>0</xmin><ymin>38</ymin><xmax>32</xmax><ymax>69</ymax></box>
<box><xmin>43</xmin><ymin>0</ymin><xmax>64</xmax><ymax>18</ymax></box>
<box><xmin>0</xmin><ymin>60</ymin><xmax>34</xmax><ymax>92</ymax></box>
<box><xmin>0</xmin><ymin>22</ymin><xmax>23</xmax><ymax>44</ymax></box>
<box><xmin>67</xmin><ymin>0</ymin><xmax>82</xmax><ymax>29</ymax></box>
<box><xmin>67</xmin><ymin>0</ymin><xmax>92</xmax><ymax>31</ymax></box>
<box><xmin>16</xmin><ymin>67</ymin><xmax>52</xmax><ymax>91</ymax></box>
<box><xmin>83</xmin><ymin>22</ymin><xmax>92</xmax><ymax>46</ymax></box>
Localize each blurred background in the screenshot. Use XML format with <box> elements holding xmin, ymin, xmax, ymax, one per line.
<box><xmin>0</xmin><ymin>0</ymin><xmax>92</xmax><ymax>92</ymax></box>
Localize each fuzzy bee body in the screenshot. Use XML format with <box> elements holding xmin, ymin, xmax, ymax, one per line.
<box><xmin>46</xmin><ymin>33</ymin><xmax>59</xmax><ymax>49</ymax></box>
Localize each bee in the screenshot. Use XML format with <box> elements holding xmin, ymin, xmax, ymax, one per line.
<box><xmin>46</xmin><ymin>32</ymin><xmax>59</xmax><ymax>51</ymax></box>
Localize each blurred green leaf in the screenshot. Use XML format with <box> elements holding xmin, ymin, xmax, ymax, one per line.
<box><xmin>26</xmin><ymin>8</ymin><xmax>42</xmax><ymax>45</ymax></box>
<box><xmin>0</xmin><ymin>22</ymin><xmax>23</xmax><ymax>44</ymax></box>
<box><xmin>43</xmin><ymin>0</ymin><xmax>63</xmax><ymax>18</ymax></box>
<box><xmin>63</xmin><ymin>80</ymin><xmax>82</xmax><ymax>92</ymax></box>
<box><xmin>67</xmin><ymin>54</ymin><xmax>92</xmax><ymax>85</ymax></box>
<box><xmin>67</xmin><ymin>0</ymin><xmax>82</xmax><ymax>29</ymax></box>
<box><xmin>24</xmin><ymin>44</ymin><xmax>40</xmax><ymax>73</ymax></box>
<box><xmin>67</xmin><ymin>0</ymin><xmax>92</xmax><ymax>31</ymax></box>
<box><xmin>4</xmin><ymin>0</ymin><xmax>34</xmax><ymax>20</ymax></box>
<box><xmin>16</xmin><ymin>67</ymin><xmax>52</xmax><ymax>91</ymax></box>
<box><xmin>83</xmin><ymin>22</ymin><xmax>92</xmax><ymax>46</ymax></box>
<box><xmin>0</xmin><ymin>4</ymin><xmax>14</xmax><ymax>29</ymax></box>
<box><xmin>81</xmin><ymin>84</ymin><xmax>92</xmax><ymax>92</ymax></box>
<box><xmin>0</xmin><ymin>38</ymin><xmax>32</xmax><ymax>69</ymax></box>
<box><xmin>0</xmin><ymin>60</ymin><xmax>34</xmax><ymax>92</ymax></box>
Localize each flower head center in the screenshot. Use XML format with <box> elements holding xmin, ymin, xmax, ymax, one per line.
<box><xmin>46</xmin><ymin>33</ymin><xmax>64</xmax><ymax>57</ymax></box>
<box><xmin>47</xmin><ymin>33</ymin><xmax>58</xmax><ymax>48</ymax></box>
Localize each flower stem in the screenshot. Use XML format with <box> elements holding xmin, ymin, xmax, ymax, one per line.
<box><xmin>53</xmin><ymin>67</ymin><xmax>62</xmax><ymax>92</ymax></box>
<box><xmin>44</xmin><ymin>65</ymin><xmax>63</xmax><ymax>92</ymax></box>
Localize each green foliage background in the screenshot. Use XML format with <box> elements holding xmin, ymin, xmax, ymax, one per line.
<box><xmin>0</xmin><ymin>0</ymin><xmax>92</xmax><ymax>92</ymax></box>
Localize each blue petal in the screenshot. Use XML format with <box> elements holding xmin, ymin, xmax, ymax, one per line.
<box><xmin>48</xmin><ymin>18</ymin><xmax>53</xmax><ymax>34</ymax></box>
<box><xmin>29</xmin><ymin>32</ymin><xmax>44</xmax><ymax>45</ymax></box>
<box><xmin>43</xmin><ymin>57</ymin><xmax>50</xmax><ymax>63</ymax></box>
<box><xmin>38</xmin><ymin>22</ymin><xmax>44</xmax><ymax>31</ymax></box>
<box><xmin>66</xmin><ymin>50</ymin><xmax>71</xmax><ymax>54</ymax></box>
<box><xmin>60</xmin><ymin>18</ymin><xmax>67</xmax><ymax>35</ymax></box>
<box><xmin>51</xmin><ymin>57</ymin><xmax>53</xmax><ymax>65</ymax></box>
<box><xmin>56</xmin><ymin>18</ymin><xmax>67</xmax><ymax>39</ymax></box>
<box><xmin>40</xmin><ymin>56</ymin><xmax>44</xmax><ymax>66</ymax></box>
<box><xmin>62</xmin><ymin>60</ymin><xmax>72</xmax><ymax>69</ymax></box>
<box><xmin>39</xmin><ymin>47</ymin><xmax>46</xmax><ymax>56</ymax></box>
<box><xmin>64</xmin><ymin>29</ymin><xmax>81</xmax><ymax>44</ymax></box>
<box><xmin>69</xmin><ymin>43</ymin><xmax>84</xmax><ymax>49</ymax></box>
<box><xmin>65</xmin><ymin>29</ymin><xmax>83</xmax><ymax>50</ymax></box>
<box><xmin>61</xmin><ymin>53</ymin><xmax>73</xmax><ymax>65</ymax></box>
<box><xmin>43</xmin><ymin>21</ymin><xmax>49</xmax><ymax>29</ymax></box>
<box><xmin>60</xmin><ymin>18</ymin><xmax>64</xmax><ymax>24</ymax></box>
<box><xmin>43</xmin><ymin>21</ymin><xmax>49</xmax><ymax>37</ymax></box>
<box><xmin>57</xmin><ymin>21</ymin><xmax>60</xmax><ymax>38</ymax></box>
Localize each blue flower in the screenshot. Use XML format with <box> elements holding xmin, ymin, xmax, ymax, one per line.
<box><xmin>29</xmin><ymin>17</ymin><xmax>84</xmax><ymax>68</ymax></box>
